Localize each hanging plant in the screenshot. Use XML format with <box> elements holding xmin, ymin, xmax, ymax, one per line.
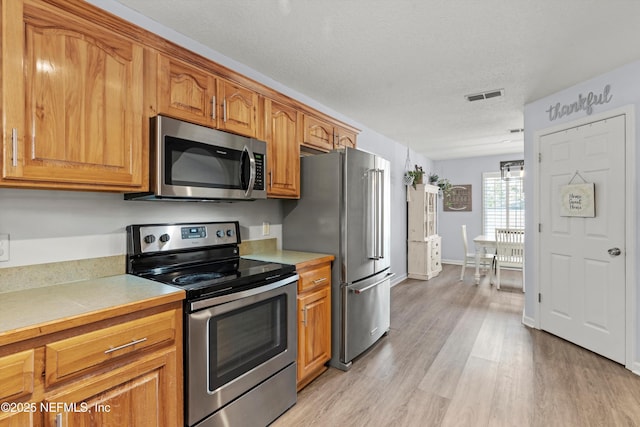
<box><xmin>407</xmin><ymin>165</ymin><xmax>425</xmax><ymax>188</ymax></box>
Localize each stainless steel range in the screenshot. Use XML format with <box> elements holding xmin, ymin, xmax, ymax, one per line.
<box><xmin>126</xmin><ymin>221</ymin><xmax>298</xmax><ymax>427</ymax></box>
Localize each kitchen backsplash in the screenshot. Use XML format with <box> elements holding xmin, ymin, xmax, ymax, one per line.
<box><xmin>0</xmin><ymin>255</ymin><xmax>124</xmax><ymax>294</ymax></box>
<box><xmin>0</xmin><ymin>238</ymin><xmax>279</xmax><ymax>294</ymax></box>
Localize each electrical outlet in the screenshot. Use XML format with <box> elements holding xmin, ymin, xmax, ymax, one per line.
<box><xmin>0</xmin><ymin>234</ymin><xmax>9</xmax><ymax>262</ymax></box>
<box><xmin>262</xmin><ymin>222</ymin><xmax>270</xmax><ymax>236</ymax></box>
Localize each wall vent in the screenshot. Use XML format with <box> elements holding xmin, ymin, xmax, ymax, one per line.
<box><xmin>465</xmin><ymin>89</ymin><xmax>504</xmax><ymax>102</ymax></box>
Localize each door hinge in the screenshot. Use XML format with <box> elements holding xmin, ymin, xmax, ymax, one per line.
<box><xmin>538</xmin><ymin>293</ymin><xmax>542</xmax><ymax>303</ymax></box>
<box><xmin>538</xmin><ymin>223</ymin><xmax>542</xmax><ymax>232</ymax></box>
<box><xmin>538</xmin><ymin>152</ymin><xmax>542</xmax><ymax>163</ymax></box>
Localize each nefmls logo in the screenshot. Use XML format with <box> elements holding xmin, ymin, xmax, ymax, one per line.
<box><xmin>545</xmin><ymin>84</ymin><xmax>613</xmax><ymax>121</ymax></box>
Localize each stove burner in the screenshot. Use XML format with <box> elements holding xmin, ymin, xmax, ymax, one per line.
<box><xmin>173</xmin><ymin>272</ymin><xmax>224</xmax><ymax>285</ymax></box>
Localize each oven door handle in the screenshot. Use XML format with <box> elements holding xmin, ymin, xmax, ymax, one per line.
<box><xmin>190</xmin><ymin>273</ymin><xmax>299</xmax><ymax>311</ymax></box>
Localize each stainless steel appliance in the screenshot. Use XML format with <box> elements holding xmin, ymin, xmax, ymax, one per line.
<box><xmin>283</xmin><ymin>147</ymin><xmax>393</xmax><ymax>370</ymax></box>
<box><xmin>126</xmin><ymin>115</ymin><xmax>266</xmax><ymax>201</ymax></box>
<box><xmin>126</xmin><ymin>221</ymin><xmax>297</xmax><ymax>427</ymax></box>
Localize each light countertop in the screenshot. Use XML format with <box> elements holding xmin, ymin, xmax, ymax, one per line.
<box><xmin>243</xmin><ymin>250</ymin><xmax>334</xmax><ymax>269</ymax></box>
<box><xmin>0</xmin><ymin>274</ymin><xmax>184</xmax><ymax>347</ymax></box>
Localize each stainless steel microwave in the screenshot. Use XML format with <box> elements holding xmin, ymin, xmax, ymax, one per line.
<box><xmin>126</xmin><ymin>115</ymin><xmax>266</xmax><ymax>201</ymax></box>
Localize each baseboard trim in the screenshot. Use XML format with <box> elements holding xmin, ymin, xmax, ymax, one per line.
<box><xmin>391</xmin><ymin>273</ymin><xmax>407</xmax><ymax>287</ymax></box>
<box><xmin>522</xmin><ymin>312</ymin><xmax>536</xmax><ymax>329</ymax></box>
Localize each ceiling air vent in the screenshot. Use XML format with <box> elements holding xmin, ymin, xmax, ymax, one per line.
<box><xmin>465</xmin><ymin>89</ymin><xmax>504</xmax><ymax>102</ymax></box>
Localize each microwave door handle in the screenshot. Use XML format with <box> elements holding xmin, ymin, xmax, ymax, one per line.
<box><xmin>242</xmin><ymin>146</ymin><xmax>256</xmax><ymax>197</ymax></box>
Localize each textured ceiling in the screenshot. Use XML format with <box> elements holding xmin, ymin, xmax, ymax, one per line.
<box><xmin>115</xmin><ymin>0</ymin><xmax>640</xmax><ymax>160</ymax></box>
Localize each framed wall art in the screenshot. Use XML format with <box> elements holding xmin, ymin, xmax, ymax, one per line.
<box><xmin>444</xmin><ymin>184</ymin><xmax>472</xmax><ymax>212</ymax></box>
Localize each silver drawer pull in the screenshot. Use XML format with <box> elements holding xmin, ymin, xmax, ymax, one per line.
<box><xmin>104</xmin><ymin>337</ymin><xmax>148</xmax><ymax>354</ymax></box>
<box><xmin>313</xmin><ymin>277</ymin><xmax>328</xmax><ymax>284</ymax></box>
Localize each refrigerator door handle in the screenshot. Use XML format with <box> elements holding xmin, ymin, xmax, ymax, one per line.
<box><xmin>367</xmin><ymin>168</ymin><xmax>379</xmax><ymax>260</ymax></box>
<box><xmin>349</xmin><ymin>273</ymin><xmax>396</xmax><ymax>294</ymax></box>
<box><xmin>377</xmin><ymin>169</ymin><xmax>385</xmax><ymax>259</ymax></box>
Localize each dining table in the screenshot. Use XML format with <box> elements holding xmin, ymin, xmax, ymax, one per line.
<box><xmin>473</xmin><ymin>234</ymin><xmax>496</xmax><ymax>285</ymax></box>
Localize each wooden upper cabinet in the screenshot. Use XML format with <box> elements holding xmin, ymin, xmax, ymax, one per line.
<box><xmin>1</xmin><ymin>0</ymin><xmax>146</xmax><ymax>191</ymax></box>
<box><xmin>157</xmin><ymin>54</ymin><xmax>217</xmax><ymax>127</ymax></box>
<box><xmin>217</xmin><ymin>79</ymin><xmax>258</xmax><ymax>138</ymax></box>
<box><xmin>263</xmin><ymin>98</ymin><xmax>300</xmax><ymax>198</ymax></box>
<box><xmin>302</xmin><ymin>115</ymin><xmax>358</xmax><ymax>152</ymax></box>
<box><xmin>302</xmin><ymin>115</ymin><xmax>334</xmax><ymax>152</ymax></box>
<box><xmin>335</xmin><ymin>127</ymin><xmax>357</xmax><ymax>149</ymax></box>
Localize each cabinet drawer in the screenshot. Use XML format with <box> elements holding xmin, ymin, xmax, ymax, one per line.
<box><xmin>298</xmin><ymin>263</ymin><xmax>331</xmax><ymax>293</ymax></box>
<box><xmin>45</xmin><ymin>310</ymin><xmax>177</xmax><ymax>387</ymax></box>
<box><xmin>0</xmin><ymin>350</ymin><xmax>35</xmax><ymax>401</ymax></box>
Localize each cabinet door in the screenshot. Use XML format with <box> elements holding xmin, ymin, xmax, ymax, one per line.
<box><xmin>264</xmin><ymin>98</ymin><xmax>300</xmax><ymax>198</ymax></box>
<box><xmin>297</xmin><ymin>285</ymin><xmax>331</xmax><ymax>387</ymax></box>
<box><xmin>157</xmin><ymin>55</ymin><xmax>217</xmax><ymax>127</ymax></box>
<box><xmin>335</xmin><ymin>127</ymin><xmax>357</xmax><ymax>149</ymax></box>
<box><xmin>302</xmin><ymin>115</ymin><xmax>334</xmax><ymax>152</ymax></box>
<box><xmin>43</xmin><ymin>350</ymin><xmax>179</xmax><ymax>427</ymax></box>
<box><xmin>0</xmin><ymin>411</ymin><xmax>36</xmax><ymax>427</ymax></box>
<box><xmin>2</xmin><ymin>0</ymin><xmax>146</xmax><ymax>191</ymax></box>
<box><xmin>217</xmin><ymin>79</ymin><xmax>258</xmax><ymax>138</ymax></box>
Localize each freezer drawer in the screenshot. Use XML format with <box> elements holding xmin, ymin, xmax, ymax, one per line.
<box><xmin>343</xmin><ymin>272</ymin><xmax>392</xmax><ymax>364</ymax></box>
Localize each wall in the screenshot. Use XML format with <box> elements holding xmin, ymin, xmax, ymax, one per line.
<box><xmin>433</xmin><ymin>153</ymin><xmax>524</xmax><ymax>264</ymax></box>
<box><xmin>523</xmin><ymin>59</ymin><xmax>640</xmax><ymax>369</ymax></box>
<box><xmin>0</xmin><ymin>0</ymin><xmax>429</xmax><ymax>286</ymax></box>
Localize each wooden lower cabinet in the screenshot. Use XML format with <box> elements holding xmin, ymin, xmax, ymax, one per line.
<box><xmin>0</xmin><ymin>303</ymin><xmax>182</xmax><ymax>427</ymax></box>
<box><xmin>295</xmin><ymin>259</ymin><xmax>333</xmax><ymax>391</ymax></box>
<box><xmin>43</xmin><ymin>349</ymin><xmax>176</xmax><ymax>427</ymax></box>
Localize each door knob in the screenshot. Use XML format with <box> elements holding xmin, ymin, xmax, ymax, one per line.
<box><xmin>608</xmin><ymin>247</ymin><xmax>622</xmax><ymax>256</ymax></box>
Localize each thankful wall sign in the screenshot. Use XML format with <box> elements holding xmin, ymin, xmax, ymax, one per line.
<box><xmin>546</xmin><ymin>84</ymin><xmax>613</xmax><ymax>122</ymax></box>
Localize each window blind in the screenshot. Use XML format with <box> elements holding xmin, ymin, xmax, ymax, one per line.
<box><xmin>482</xmin><ymin>172</ymin><xmax>525</xmax><ymax>237</ymax></box>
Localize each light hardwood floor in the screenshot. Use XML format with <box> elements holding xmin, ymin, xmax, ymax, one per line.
<box><xmin>274</xmin><ymin>264</ymin><xmax>640</xmax><ymax>427</ymax></box>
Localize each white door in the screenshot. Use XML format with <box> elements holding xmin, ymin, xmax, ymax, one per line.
<box><xmin>539</xmin><ymin>114</ymin><xmax>626</xmax><ymax>363</ymax></box>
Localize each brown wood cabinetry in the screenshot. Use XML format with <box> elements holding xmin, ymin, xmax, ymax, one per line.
<box><xmin>302</xmin><ymin>115</ymin><xmax>358</xmax><ymax>152</ymax></box>
<box><xmin>335</xmin><ymin>127</ymin><xmax>357</xmax><ymax>149</ymax></box>
<box><xmin>0</xmin><ymin>303</ymin><xmax>183</xmax><ymax>427</ymax></box>
<box><xmin>1</xmin><ymin>0</ymin><xmax>147</xmax><ymax>191</ymax></box>
<box><xmin>157</xmin><ymin>54</ymin><xmax>217</xmax><ymax>127</ymax></box>
<box><xmin>263</xmin><ymin>98</ymin><xmax>300</xmax><ymax>198</ymax></box>
<box><xmin>217</xmin><ymin>79</ymin><xmax>259</xmax><ymax>138</ymax></box>
<box><xmin>295</xmin><ymin>259</ymin><xmax>332</xmax><ymax>391</ymax></box>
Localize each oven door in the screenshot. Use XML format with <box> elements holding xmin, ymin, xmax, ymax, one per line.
<box><xmin>186</xmin><ymin>275</ymin><xmax>297</xmax><ymax>426</ymax></box>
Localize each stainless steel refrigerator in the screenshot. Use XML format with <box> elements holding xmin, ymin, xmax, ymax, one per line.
<box><xmin>283</xmin><ymin>147</ymin><xmax>392</xmax><ymax>371</ymax></box>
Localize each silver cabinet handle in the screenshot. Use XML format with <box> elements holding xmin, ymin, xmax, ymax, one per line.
<box><xmin>302</xmin><ymin>306</ymin><xmax>308</xmax><ymax>326</ymax></box>
<box><xmin>211</xmin><ymin>96</ymin><xmax>216</xmax><ymax>119</ymax></box>
<box><xmin>608</xmin><ymin>247</ymin><xmax>622</xmax><ymax>256</ymax></box>
<box><xmin>104</xmin><ymin>337</ymin><xmax>148</xmax><ymax>354</ymax></box>
<box><xmin>223</xmin><ymin>98</ymin><xmax>227</xmax><ymax>122</ymax></box>
<box><xmin>11</xmin><ymin>128</ymin><xmax>17</xmax><ymax>167</ymax></box>
<box><xmin>56</xmin><ymin>413</ymin><xmax>63</xmax><ymax>427</ymax></box>
<box><xmin>313</xmin><ymin>277</ymin><xmax>328</xmax><ymax>284</ymax></box>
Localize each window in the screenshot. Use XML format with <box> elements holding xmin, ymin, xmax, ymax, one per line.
<box><xmin>482</xmin><ymin>172</ymin><xmax>524</xmax><ymax>236</ymax></box>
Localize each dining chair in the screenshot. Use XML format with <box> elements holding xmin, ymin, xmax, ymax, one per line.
<box><xmin>494</xmin><ymin>228</ymin><xmax>525</xmax><ymax>290</ymax></box>
<box><xmin>460</xmin><ymin>225</ymin><xmax>494</xmax><ymax>281</ymax></box>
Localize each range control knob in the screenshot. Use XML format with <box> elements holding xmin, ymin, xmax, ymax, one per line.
<box><xmin>226</xmin><ymin>229</ymin><xmax>234</xmax><ymax>237</ymax></box>
<box><xmin>159</xmin><ymin>233</ymin><xmax>171</xmax><ymax>243</ymax></box>
<box><xmin>216</xmin><ymin>230</ymin><xmax>225</xmax><ymax>238</ymax></box>
<box><xmin>143</xmin><ymin>235</ymin><xmax>156</xmax><ymax>244</ymax></box>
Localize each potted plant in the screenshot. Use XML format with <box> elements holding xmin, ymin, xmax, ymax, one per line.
<box><xmin>436</xmin><ymin>177</ymin><xmax>453</xmax><ymax>199</ymax></box>
<box><xmin>407</xmin><ymin>165</ymin><xmax>425</xmax><ymax>188</ymax></box>
<box><xmin>428</xmin><ymin>173</ymin><xmax>439</xmax><ymax>185</ymax></box>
